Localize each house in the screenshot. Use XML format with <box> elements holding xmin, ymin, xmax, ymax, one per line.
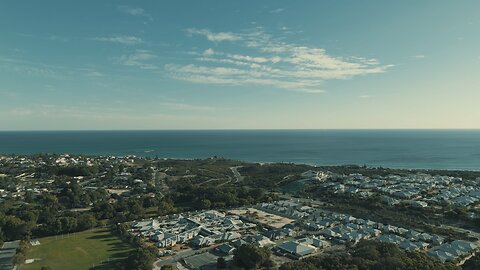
<box><xmin>244</xmin><ymin>235</ymin><xmax>274</xmax><ymax>247</ymax></box>
<box><xmin>190</xmin><ymin>235</ymin><xmax>214</xmax><ymax>247</ymax></box>
<box><xmin>409</xmin><ymin>201</ymin><xmax>428</xmax><ymax>208</ymax></box>
<box><xmin>156</xmin><ymin>236</ymin><xmax>177</xmax><ymax>248</ymax></box>
<box><xmin>378</xmin><ymin>234</ymin><xmax>405</xmax><ymax>245</ymax></box>
<box><xmin>418</xmin><ymin>233</ymin><xmax>433</xmax><ymax>242</ymax></box>
<box><xmin>428</xmin><ymin>250</ymin><xmax>456</xmax><ymax>262</ymax></box>
<box><xmin>232</xmin><ymin>239</ymin><xmax>247</xmax><ymax>248</ymax></box>
<box><xmin>405</xmin><ymin>229</ymin><xmax>421</xmax><ymax>239</ymax></box>
<box><xmin>204</xmin><ymin>210</ymin><xmax>225</xmax><ymax>219</ymax></box>
<box><xmin>220</xmin><ymin>231</ymin><xmax>242</xmax><ymax>241</ymax></box>
<box><xmin>342</xmin><ymin>231</ymin><xmax>364</xmax><ymax>243</ymax></box>
<box><xmin>133</xmin><ymin>219</ymin><xmax>160</xmax><ymax>231</ymax></box>
<box><xmin>298</xmin><ymin>237</ymin><xmax>327</xmax><ymax>248</ymax></box>
<box><xmin>277</xmin><ymin>241</ymin><xmax>316</xmax><ymax>258</ymax></box>
<box><xmin>217</xmin><ymin>243</ymin><xmax>236</xmax><ymax>255</ymax></box>
<box><xmin>431</xmin><ymin>235</ymin><xmax>445</xmax><ymax>245</ymax></box>
<box><xmin>320</xmin><ymin>228</ymin><xmax>340</xmax><ymax>239</ymax></box>
<box><xmin>450</xmin><ymin>240</ymin><xmax>477</xmax><ymax>253</ymax></box>
<box><xmin>399</xmin><ymin>240</ymin><xmax>428</xmax><ymax>251</ymax></box>
<box><xmin>264</xmin><ymin>229</ymin><xmax>287</xmax><ymax>240</ymax></box>
<box><xmin>428</xmin><ymin>240</ymin><xmax>478</xmax><ymax>262</ymax></box>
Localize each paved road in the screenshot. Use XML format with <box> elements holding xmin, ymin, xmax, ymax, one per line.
<box><xmin>0</xmin><ymin>241</ymin><xmax>20</xmax><ymax>270</ymax></box>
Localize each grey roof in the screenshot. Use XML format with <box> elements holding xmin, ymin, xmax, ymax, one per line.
<box><xmin>278</xmin><ymin>241</ymin><xmax>316</xmax><ymax>256</ymax></box>
<box><xmin>217</xmin><ymin>243</ymin><xmax>236</xmax><ymax>255</ymax></box>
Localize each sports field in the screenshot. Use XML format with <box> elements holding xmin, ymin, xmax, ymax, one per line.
<box><xmin>20</xmin><ymin>228</ymin><xmax>132</xmax><ymax>270</ymax></box>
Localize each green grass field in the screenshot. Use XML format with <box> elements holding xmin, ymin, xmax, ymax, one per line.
<box><xmin>20</xmin><ymin>228</ymin><xmax>132</xmax><ymax>270</ymax></box>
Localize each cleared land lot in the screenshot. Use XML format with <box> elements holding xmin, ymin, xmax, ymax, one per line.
<box><xmin>20</xmin><ymin>228</ymin><xmax>132</xmax><ymax>270</ymax></box>
<box><xmin>229</xmin><ymin>208</ymin><xmax>294</xmax><ymax>229</ymax></box>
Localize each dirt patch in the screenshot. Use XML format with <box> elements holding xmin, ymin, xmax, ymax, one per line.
<box><xmin>230</xmin><ymin>208</ymin><xmax>294</xmax><ymax>228</ymax></box>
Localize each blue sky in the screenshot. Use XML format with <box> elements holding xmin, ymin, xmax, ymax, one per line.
<box><xmin>1</xmin><ymin>0</ymin><xmax>479</xmax><ymax>130</ymax></box>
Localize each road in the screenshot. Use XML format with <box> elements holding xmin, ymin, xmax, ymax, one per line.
<box><xmin>230</xmin><ymin>166</ymin><xmax>244</xmax><ymax>183</ymax></box>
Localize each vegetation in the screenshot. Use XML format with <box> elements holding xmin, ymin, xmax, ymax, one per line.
<box><xmin>13</xmin><ymin>240</ymin><xmax>29</xmax><ymax>265</ymax></box>
<box><xmin>233</xmin><ymin>244</ymin><xmax>273</xmax><ymax>270</ymax></box>
<box><xmin>124</xmin><ymin>245</ymin><xmax>157</xmax><ymax>270</ymax></box>
<box><xmin>169</xmin><ymin>183</ymin><xmax>275</xmax><ymax>210</ymax></box>
<box><xmin>217</xmin><ymin>257</ymin><xmax>227</xmax><ymax>269</ymax></box>
<box><xmin>279</xmin><ymin>240</ymin><xmax>460</xmax><ymax>270</ymax></box>
<box><xmin>311</xmin><ymin>191</ymin><xmax>473</xmax><ymax>239</ymax></box>
<box><xmin>0</xmin><ymin>195</ymin><xmax>99</xmax><ymax>242</ymax></box>
<box><xmin>240</xmin><ymin>163</ymin><xmax>312</xmax><ymax>189</ymax></box>
<box><xmin>463</xmin><ymin>254</ymin><xmax>480</xmax><ymax>270</ymax></box>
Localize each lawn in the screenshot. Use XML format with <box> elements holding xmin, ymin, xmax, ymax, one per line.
<box><xmin>20</xmin><ymin>228</ymin><xmax>133</xmax><ymax>270</ymax></box>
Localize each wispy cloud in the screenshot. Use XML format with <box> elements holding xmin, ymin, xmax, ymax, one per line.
<box><xmin>0</xmin><ymin>56</ymin><xmax>66</xmax><ymax>79</ymax></box>
<box><xmin>117</xmin><ymin>5</ymin><xmax>153</xmax><ymax>22</ymax></box>
<box><xmin>0</xmin><ymin>56</ymin><xmax>108</xmax><ymax>79</ymax></box>
<box><xmin>414</xmin><ymin>55</ymin><xmax>426</xmax><ymax>58</ymax></box>
<box><xmin>79</xmin><ymin>68</ymin><xmax>104</xmax><ymax>77</ymax></box>
<box><xmin>167</xmin><ymin>28</ymin><xmax>392</xmax><ymax>93</ymax></box>
<box><xmin>91</xmin><ymin>35</ymin><xmax>143</xmax><ymax>45</ymax></box>
<box><xmin>270</xmin><ymin>8</ymin><xmax>285</xmax><ymax>14</ymax></box>
<box><xmin>118</xmin><ymin>5</ymin><xmax>145</xmax><ymax>16</ymax></box>
<box><xmin>118</xmin><ymin>50</ymin><xmax>158</xmax><ymax>69</ymax></box>
<box><xmin>160</xmin><ymin>102</ymin><xmax>219</xmax><ymax>111</ymax></box>
<box><xmin>203</xmin><ymin>48</ymin><xmax>215</xmax><ymax>56</ymax></box>
<box><xmin>186</xmin><ymin>28</ymin><xmax>241</xmax><ymax>42</ymax></box>
<box><xmin>359</xmin><ymin>95</ymin><xmax>370</xmax><ymax>99</ymax></box>
<box><xmin>47</xmin><ymin>35</ymin><xmax>69</xmax><ymax>42</ymax></box>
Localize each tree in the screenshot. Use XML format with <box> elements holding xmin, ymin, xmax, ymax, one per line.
<box><xmin>233</xmin><ymin>244</ymin><xmax>271</xmax><ymax>270</ymax></box>
<box><xmin>463</xmin><ymin>254</ymin><xmax>480</xmax><ymax>270</ymax></box>
<box><xmin>129</xmin><ymin>201</ymin><xmax>145</xmax><ymax>217</ymax></box>
<box><xmin>76</xmin><ymin>214</ymin><xmax>97</xmax><ymax>230</ymax></box>
<box><xmin>200</xmin><ymin>199</ymin><xmax>212</xmax><ymax>209</ymax></box>
<box><xmin>1</xmin><ymin>216</ymin><xmax>30</xmax><ymax>240</ymax></box>
<box><xmin>157</xmin><ymin>199</ymin><xmax>176</xmax><ymax>216</ymax></box>
<box><xmin>125</xmin><ymin>246</ymin><xmax>157</xmax><ymax>270</ymax></box>
<box><xmin>217</xmin><ymin>257</ymin><xmax>227</xmax><ymax>269</ymax></box>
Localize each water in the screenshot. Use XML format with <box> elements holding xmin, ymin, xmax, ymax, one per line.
<box><xmin>0</xmin><ymin>130</ymin><xmax>479</xmax><ymax>170</ymax></box>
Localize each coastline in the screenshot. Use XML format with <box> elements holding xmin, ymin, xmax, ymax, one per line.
<box><xmin>1</xmin><ymin>129</ymin><xmax>480</xmax><ymax>171</ymax></box>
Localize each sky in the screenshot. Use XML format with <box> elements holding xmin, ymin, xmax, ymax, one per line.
<box><xmin>1</xmin><ymin>0</ymin><xmax>479</xmax><ymax>130</ymax></box>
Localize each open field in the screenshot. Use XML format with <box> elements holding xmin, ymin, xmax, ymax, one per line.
<box><xmin>20</xmin><ymin>228</ymin><xmax>132</xmax><ymax>270</ymax></box>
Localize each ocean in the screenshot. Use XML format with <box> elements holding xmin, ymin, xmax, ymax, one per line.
<box><xmin>1</xmin><ymin>130</ymin><xmax>480</xmax><ymax>170</ymax></box>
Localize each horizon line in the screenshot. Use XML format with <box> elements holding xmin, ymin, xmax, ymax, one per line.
<box><xmin>1</xmin><ymin>128</ymin><xmax>480</xmax><ymax>132</ymax></box>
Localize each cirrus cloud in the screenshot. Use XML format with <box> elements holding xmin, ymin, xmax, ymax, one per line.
<box><xmin>91</xmin><ymin>35</ymin><xmax>144</xmax><ymax>45</ymax></box>
<box><xmin>186</xmin><ymin>28</ymin><xmax>241</xmax><ymax>42</ymax></box>
<box><xmin>167</xmin><ymin>28</ymin><xmax>393</xmax><ymax>93</ymax></box>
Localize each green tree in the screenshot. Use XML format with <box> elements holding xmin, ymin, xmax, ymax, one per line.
<box><xmin>217</xmin><ymin>257</ymin><xmax>227</xmax><ymax>269</ymax></box>
<box><xmin>200</xmin><ymin>199</ymin><xmax>212</xmax><ymax>209</ymax></box>
<box><xmin>76</xmin><ymin>214</ymin><xmax>97</xmax><ymax>230</ymax></box>
<box><xmin>233</xmin><ymin>244</ymin><xmax>271</xmax><ymax>270</ymax></box>
<box><xmin>125</xmin><ymin>246</ymin><xmax>157</xmax><ymax>270</ymax></box>
<box><xmin>157</xmin><ymin>199</ymin><xmax>176</xmax><ymax>216</ymax></box>
<box><xmin>463</xmin><ymin>254</ymin><xmax>480</xmax><ymax>270</ymax></box>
